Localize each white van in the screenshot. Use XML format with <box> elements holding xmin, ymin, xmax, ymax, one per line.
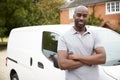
<box><xmin>7</xmin><ymin>24</ymin><xmax>71</xmax><ymax>80</ymax></box>
<box><xmin>7</xmin><ymin>24</ymin><xmax>120</xmax><ymax>80</ymax></box>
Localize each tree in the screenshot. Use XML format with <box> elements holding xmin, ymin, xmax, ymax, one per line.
<box><xmin>5</xmin><ymin>0</ymin><xmax>36</xmax><ymax>36</ymax></box>
<box><xmin>0</xmin><ymin>27</ymin><xmax>7</xmax><ymax>42</ymax></box>
<box><xmin>35</xmin><ymin>0</ymin><xmax>65</xmax><ymax>25</ymax></box>
<box><xmin>87</xmin><ymin>12</ymin><xmax>103</xmax><ymax>26</ymax></box>
<box><xmin>0</xmin><ymin>0</ymin><xmax>7</xmax><ymax>41</ymax></box>
<box><xmin>0</xmin><ymin>0</ymin><xmax>65</xmax><ymax>38</ymax></box>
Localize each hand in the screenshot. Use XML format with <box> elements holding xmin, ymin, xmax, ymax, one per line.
<box><xmin>68</xmin><ymin>54</ymin><xmax>80</xmax><ymax>61</ymax></box>
<box><xmin>91</xmin><ymin>51</ymin><xmax>96</xmax><ymax>55</ymax></box>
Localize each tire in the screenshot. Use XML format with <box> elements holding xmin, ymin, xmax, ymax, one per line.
<box><xmin>10</xmin><ymin>73</ymin><xmax>19</xmax><ymax>80</ymax></box>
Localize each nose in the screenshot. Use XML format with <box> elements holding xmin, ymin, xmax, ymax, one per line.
<box><xmin>79</xmin><ymin>16</ymin><xmax>84</xmax><ymax>20</ymax></box>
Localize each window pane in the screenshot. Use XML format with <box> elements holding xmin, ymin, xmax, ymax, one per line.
<box><xmin>107</xmin><ymin>3</ymin><xmax>110</xmax><ymax>12</ymax></box>
<box><xmin>106</xmin><ymin>1</ymin><xmax>120</xmax><ymax>14</ymax></box>
<box><xmin>116</xmin><ymin>2</ymin><xmax>120</xmax><ymax>11</ymax></box>
<box><xmin>69</xmin><ymin>8</ymin><xmax>75</xmax><ymax>19</ymax></box>
<box><xmin>42</xmin><ymin>31</ymin><xmax>59</xmax><ymax>61</ymax></box>
<box><xmin>111</xmin><ymin>2</ymin><xmax>115</xmax><ymax>12</ymax></box>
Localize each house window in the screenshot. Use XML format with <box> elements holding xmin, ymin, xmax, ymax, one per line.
<box><xmin>116</xmin><ymin>2</ymin><xmax>120</xmax><ymax>11</ymax></box>
<box><xmin>69</xmin><ymin>8</ymin><xmax>75</xmax><ymax>19</ymax></box>
<box><xmin>66</xmin><ymin>0</ymin><xmax>74</xmax><ymax>2</ymax></box>
<box><xmin>106</xmin><ymin>1</ymin><xmax>120</xmax><ymax>14</ymax></box>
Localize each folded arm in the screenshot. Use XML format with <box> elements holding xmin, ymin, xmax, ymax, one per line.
<box><xmin>58</xmin><ymin>50</ymin><xmax>84</xmax><ymax>70</ymax></box>
<box><xmin>68</xmin><ymin>47</ymin><xmax>106</xmax><ymax>65</ymax></box>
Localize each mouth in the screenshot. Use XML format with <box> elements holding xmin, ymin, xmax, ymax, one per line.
<box><xmin>77</xmin><ymin>19</ymin><xmax>84</xmax><ymax>23</ymax></box>
<box><xmin>78</xmin><ymin>21</ymin><xmax>84</xmax><ymax>26</ymax></box>
<box><xmin>78</xmin><ymin>21</ymin><xmax>83</xmax><ymax>24</ymax></box>
<box><xmin>75</xmin><ymin>19</ymin><xmax>85</xmax><ymax>29</ymax></box>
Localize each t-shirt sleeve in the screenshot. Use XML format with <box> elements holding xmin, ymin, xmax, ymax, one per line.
<box><xmin>94</xmin><ymin>32</ymin><xmax>104</xmax><ymax>49</ymax></box>
<box><xmin>57</xmin><ymin>36</ymin><xmax>67</xmax><ymax>51</ymax></box>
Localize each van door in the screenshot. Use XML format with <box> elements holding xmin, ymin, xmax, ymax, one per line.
<box><xmin>33</xmin><ymin>31</ymin><xmax>65</xmax><ymax>80</ymax></box>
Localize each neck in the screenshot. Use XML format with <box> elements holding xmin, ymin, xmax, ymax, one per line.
<box><xmin>74</xmin><ymin>26</ymin><xmax>86</xmax><ymax>34</ymax></box>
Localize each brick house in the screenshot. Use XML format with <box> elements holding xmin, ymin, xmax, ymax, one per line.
<box><xmin>60</xmin><ymin>0</ymin><xmax>120</xmax><ymax>29</ymax></box>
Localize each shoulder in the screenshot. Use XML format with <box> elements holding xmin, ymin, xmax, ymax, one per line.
<box><xmin>86</xmin><ymin>26</ymin><xmax>99</xmax><ymax>38</ymax></box>
<box><xmin>59</xmin><ymin>27</ymin><xmax>74</xmax><ymax>41</ymax></box>
<box><xmin>61</xmin><ymin>27</ymin><xmax>74</xmax><ymax>37</ymax></box>
<box><xmin>87</xmin><ymin>25</ymin><xmax>98</xmax><ymax>33</ymax></box>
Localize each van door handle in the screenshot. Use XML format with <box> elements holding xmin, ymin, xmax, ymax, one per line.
<box><xmin>38</xmin><ymin>62</ymin><xmax>44</xmax><ymax>69</ymax></box>
<box><xmin>30</xmin><ymin>57</ymin><xmax>33</xmax><ymax>66</ymax></box>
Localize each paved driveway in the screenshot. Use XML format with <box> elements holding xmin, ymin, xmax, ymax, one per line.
<box><xmin>0</xmin><ymin>49</ymin><xmax>10</xmax><ymax>80</ymax></box>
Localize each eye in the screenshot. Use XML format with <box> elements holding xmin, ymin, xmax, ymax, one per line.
<box><xmin>76</xmin><ymin>13</ymin><xmax>88</xmax><ymax>17</ymax></box>
<box><xmin>76</xmin><ymin>13</ymin><xmax>82</xmax><ymax>17</ymax></box>
<box><xmin>83</xmin><ymin>14</ymin><xmax>87</xmax><ymax>17</ymax></box>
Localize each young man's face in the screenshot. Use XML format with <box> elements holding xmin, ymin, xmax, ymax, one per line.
<box><xmin>74</xmin><ymin>9</ymin><xmax>88</xmax><ymax>30</ymax></box>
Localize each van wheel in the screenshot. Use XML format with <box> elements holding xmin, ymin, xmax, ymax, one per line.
<box><xmin>11</xmin><ymin>73</ymin><xmax>19</xmax><ymax>80</ymax></box>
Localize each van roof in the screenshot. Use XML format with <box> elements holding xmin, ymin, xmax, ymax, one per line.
<box><xmin>11</xmin><ymin>24</ymin><xmax>72</xmax><ymax>32</ymax></box>
<box><xmin>11</xmin><ymin>24</ymin><xmax>115</xmax><ymax>34</ymax></box>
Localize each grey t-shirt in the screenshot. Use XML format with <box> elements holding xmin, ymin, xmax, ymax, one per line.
<box><xmin>57</xmin><ymin>26</ymin><xmax>103</xmax><ymax>80</ymax></box>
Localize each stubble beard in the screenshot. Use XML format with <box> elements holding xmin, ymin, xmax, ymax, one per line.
<box><xmin>75</xmin><ymin>20</ymin><xmax>86</xmax><ymax>30</ymax></box>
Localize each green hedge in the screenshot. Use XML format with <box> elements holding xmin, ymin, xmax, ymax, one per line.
<box><xmin>114</xmin><ymin>27</ymin><xmax>120</xmax><ymax>34</ymax></box>
<box><xmin>0</xmin><ymin>42</ymin><xmax>7</xmax><ymax>51</ymax></box>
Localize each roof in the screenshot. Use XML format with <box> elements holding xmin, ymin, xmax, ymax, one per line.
<box><xmin>60</xmin><ymin>0</ymin><xmax>119</xmax><ymax>9</ymax></box>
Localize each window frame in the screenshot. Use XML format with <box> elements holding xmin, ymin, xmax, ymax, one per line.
<box><xmin>106</xmin><ymin>1</ymin><xmax>120</xmax><ymax>15</ymax></box>
<box><xmin>69</xmin><ymin>7</ymin><xmax>75</xmax><ymax>19</ymax></box>
<box><xmin>42</xmin><ymin>31</ymin><xmax>60</xmax><ymax>62</ymax></box>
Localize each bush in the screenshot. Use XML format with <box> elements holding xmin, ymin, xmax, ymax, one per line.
<box><xmin>87</xmin><ymin>12</ymin><xmax>103</xmax><ymax>26</ymax></box>
<box><xmin>114</xmin><ymin>27</ymin><xmax>120</xmax><ymax>34</ymax></box>
<box><xmin>0</xmin><ymin>42</ymin><xmax>7</xmax><ymax>51</ymax></box>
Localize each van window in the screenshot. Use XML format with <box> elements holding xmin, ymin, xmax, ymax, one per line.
<box><xmin>42</xmin><ymin>31</ymin><xmax>59</xmax><ymax>61</ymax></box>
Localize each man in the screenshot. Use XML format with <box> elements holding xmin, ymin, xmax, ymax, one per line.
<box><xmin>57</xmin><ymin>5</ymin><xmax>106</xmax><ymax>80</ymax></box>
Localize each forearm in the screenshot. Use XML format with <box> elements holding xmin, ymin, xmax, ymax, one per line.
<box><xmin>69</xmin><ymin>47</ymin><xmax>106</xmax><ymax>65</ymax></box>
<box><xmin>78</xmin><ymin>53</ymin><xmax>106</xmax><ymax>65</ymax></box>
<box><xmin>58</xmin><ymin>59</ymin><xmax>84</xmax><ymax>70</ymax></box>
<box><xmin>58</xmin><ymin>50</ymin><xmax>84</xmax><ymax>70</ymax></box>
